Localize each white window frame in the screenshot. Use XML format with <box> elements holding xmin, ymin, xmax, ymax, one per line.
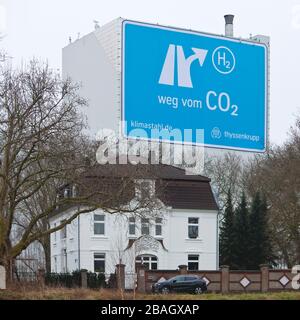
<box><xmin>136</xmin><ymin>255</ymin><xmax>158</xmax><ymax>270</ymax></box>
<box><xmin>53</xmin><ymin>223</ymin><xmax>57</xmax><ymax>242</ymax></box>
<box><xmin>61</xmin><ymin>249</ymin><xmax>67</xmax><ymax>273</ymax></box>
<box><xmin>54</xmin><ymin>256</ymin><xmax>57</xmax><ymax>273</ymax></box>
<box><xmin>94</xmin><ymin>253</ymin><xmax>105</xmax><ymax>273</ymax></box>
<box><xmin>155</xmin><ymin>217</ymin><xmax>163</xmax><ymax>237</ymax></box>
<box><xmin>135</xmin><ymin>179</ymin><xmax>155</xmax><ymax>199</ymax></box>
<box><xmin>60</xmin><ymin>220</ymin><xmax>67</xmax><ymax>240</ymax></box>
<box><xmin>129</xmin><ymin>217</ymin><xmax>136</xmax><ymax>236</ymax></box>
<box><xmin>94</xmin><ymin>214</ymin><xmax>105</xmax><ymax>236</ymax></box>
<box><xmin>64</xmin><ymin>186</ymin><xmax>72</xmax><ymax>198</ymax></box>
<box><xmin>188</xmin><ymin>217</ymin><xmax>199</xmax><ymax>239</ymax></box>
<box><xmin>188</xmin><ymin>254</ymin><xmax>200</xmax><ymax>271</ymax></box>
<box><xmin>141</xmin><ymin>218</ymin><xmax>150</xmax><ymax>235</ymax></box>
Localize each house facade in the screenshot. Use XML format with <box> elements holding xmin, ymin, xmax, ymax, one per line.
<box><xmin>49</xmin><ymin>164</ymin><xmax>219</xmax><ymax>288</ymax></box>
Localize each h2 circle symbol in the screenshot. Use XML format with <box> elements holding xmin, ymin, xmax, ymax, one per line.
<box><xmin>212</xmin><ymin>46</ymin><xmax>235</xmax><ymax>74</ymax></box>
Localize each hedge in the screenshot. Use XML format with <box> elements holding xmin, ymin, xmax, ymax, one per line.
<box><xmin>45</xmin><ymin>270</ymin><xmax>106</xmax><ymax>288</ymax></box>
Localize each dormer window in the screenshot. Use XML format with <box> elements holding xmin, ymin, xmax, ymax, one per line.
<box><xmin>64</xmin><ymin>185</ymin><xmax>72</xmax><ymax>198</ymax></box>
<box><xmin>72</xmin><ymin>184</ymin><xmax>78</xmax><ymax>197</ymax></box>
<box><xmin>141</xmin><ymin>218</ymin><xmax>150</xmax><ymax>235</ymax></box>
<box><xmin>135</xmin><ymin>179</ymin><xmax>155</xmax><ymax>200</ymax></box>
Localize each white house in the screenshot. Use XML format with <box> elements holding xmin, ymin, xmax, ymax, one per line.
<box><xmin>49</xmin><ymin>164</ymin><xmax>219</xmax><ymax>288</ymax></box>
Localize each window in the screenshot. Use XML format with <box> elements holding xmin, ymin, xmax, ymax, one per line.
<box><xmin>54</xmin><ymin>223</ymin><xmax>57</xmax><ymax>242</ymax></box>
<box><xmin>155</xmin><ymin>218</ymin><xmax>162</xmax><ymax>236</ymax></box>
<box><xmin>140</xmin><ymin>181</ymin><xmax>150</xmax><ymax>199</ymax></box>
<box><xmin>188</xmin><ymin>254</ymin><xmax>199</xmax><ymax>271</ymax></box>
<box><xmin>129</xmin><ymin>217</ymin><xmax>136</xmax><ymax>236</ymax></box>
<box><xmin>188</xmin><ymin>217</ymin><xmax>199</xmax><ymax>239</ymax></box>
<box><xmin>64</xmin><ymin>186</ymin><xmax>72</xmax><ymax>198</ymax></box>
<box><xmin>136</xmin><ymin>180</ymin><xmax>154</xmax><ymax>199</ymax></box>
<box><xmin>94</xmin><ymin>253</ymin><xmax>105</xmax><ymax>273</ymax></box>
<box><xmin>185</xmin><ymin>276</ymin><xmax>198</xmax><ymax>281</ymax></box>
<box><xmin>60</xmin><ymin>220</ymin><xmax>67</xmax><ymax>239</ymax></box>
<box><xmin>169</xmin><ymin>275</ymin><xmax>185</xmax><ymax>282</ymax></box>
<box><xmin>61</xmin><ymin>249</ymin><xmax>67</xmax><ymax>272</ymax></box>
<box><xmin>136</xmin><ymin>255</ymin><xmax>158</xmax><ymax>270</ymax></box>
<box><xmin>72</xmin><ymin>185</ymin><xmax>77</xmax><ymax>197</ymax></box>
<box><xmin>94</xmin><ymin>214</ymin><xmax>105</xmax><ymax>235</ymax></box>
<box><xmin>54</xmin><ymin>256</ymin><xmax>57</xmax><ymax>273</ymax></box>
<box><xmin>141</xmin><ymin>218</ymin><xmax>150</xmax><ymax>235</ymax></box>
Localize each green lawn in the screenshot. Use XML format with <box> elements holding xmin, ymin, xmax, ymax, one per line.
<box><xmin>144</xmin><ymin>291</ymin><xmax>300</xmax><ymax>300</ymax></box>
<box><xmin>0</xmin><ymin>288</ymin><xmax>300</xmax><ymax>300</ymax></box>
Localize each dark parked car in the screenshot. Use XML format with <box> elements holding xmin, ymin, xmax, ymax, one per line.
<box><xmin>152</xmin><ymin>275</ymin><xmax>207</xmax><ymax>294</ymax></box>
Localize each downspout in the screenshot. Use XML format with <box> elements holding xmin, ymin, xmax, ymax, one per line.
<box><xmin>216</xmin><ymin>209</ymin><xmax>220</xmax><ymax>270</ymax></box>
<box><xmin>78</xmin><ymin>213</ymin><xmax>81</xmax><ymax>270</ymax></box>
<box><xmin>211</xmin><ymin>185</ymin><xmax>220</xmax><ymax>270</ymax></box>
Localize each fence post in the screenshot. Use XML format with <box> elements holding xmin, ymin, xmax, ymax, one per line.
<box><xmin>220</xmin><ymin>265</ymin><xmax>229</xmax><ymax>294</ymax></box>
<box><xmin>0</xmin><ymin>265</ymin><xmax>6</xmax><ymax>290</ymax></box>
<box><xmin>80</xmin><ymin>269</ymin><xmax>88</xmax><ymax>289</ymax></box>
<box><xmin>37</xmin><ymin>269</ymin><xmax>45</xmax><ymax>288</ymax></box>
<box><xmin>260</xmin><ymin>264</ymin><xmax>269</xmax><ymax>292</ymax></box>
<box><xmin>116</xmin><ymin>264</ymin><xmax>125</xmax><ymax>290</ymax></box>
<box><xmin>136</xmin><ymin>264</ymin><xmax>146</xmax><ymax>293</ymax></box>
<box><xmin>108</xmin><ymin>273</ymin><xmax>117</xmax><ymax>288</ymax></box>
<box><xmin>178</xmin><ymin>265</ymin><xmax>188</xmax><ymax>275</ymax></box>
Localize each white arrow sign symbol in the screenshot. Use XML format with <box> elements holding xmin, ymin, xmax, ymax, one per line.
<box><xmin>177</xmin><ymin>46</ymin><xmax>208</xmax><ymax>88</ymax></box>
<box><xmin>159</xmin><ymin>44</ymin><xmax>208</xmax><ymax>88</ymax></box>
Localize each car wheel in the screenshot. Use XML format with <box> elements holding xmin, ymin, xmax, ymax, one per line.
<box><xmin>161</xmin><ymin>287</ymin><xmax>170</xmax><ymax>294</ymax></box>
<box><xmin>194</xmin><ymin>286</ymin><xmax>203</xmax><ymax>294</ymax></box>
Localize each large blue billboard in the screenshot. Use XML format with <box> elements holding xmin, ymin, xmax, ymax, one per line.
<box><xmin>122</xmin><ymin>20</ymin><xmax>268</xmax><ymax>152</ymax></box>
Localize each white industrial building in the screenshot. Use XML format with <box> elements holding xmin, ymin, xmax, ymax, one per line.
<box><xmin>62</xmin><ymin>17</ymin><xmax>270</xmax><ymax>162</ymax></box>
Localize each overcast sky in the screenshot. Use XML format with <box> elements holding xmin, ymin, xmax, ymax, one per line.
<box><xmin>1</xmin><ymin>0</ymin><xmax>300</xmax><ymax>145</ymax></box>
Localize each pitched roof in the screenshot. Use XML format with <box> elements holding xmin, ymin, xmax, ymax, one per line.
<box><xmin>82</xmin><ymin>163</ymin><xmax>218</xmax><ymax>211</ymax></box>
<box><xmin>83</xmin><ymin>163</ymin><xmax>211</xmax><ymax>182</ymax></box>
<box><xmin>157</xmin><ymin>180</ymin><xmax>218</xmax><ymax>211</ymax></box>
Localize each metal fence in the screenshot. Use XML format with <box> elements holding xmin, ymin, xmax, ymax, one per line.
<box><xmin>13</xmin><ymin>271</ymin><xmax>37</xmax><ymax>282</ymax></box>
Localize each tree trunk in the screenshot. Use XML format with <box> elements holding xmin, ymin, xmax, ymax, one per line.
<box><xmin>40</xmin><ymin>235</ymin><xmax>51</xmax><ymax>273</ymax></box>
<box><xmin>296</xmin><ymin>234</ymin><xmax>300</xmax><ymax>265</ymax></box>
<box><xmin>281</xmin><ymin>246</ymin><xmax>292</xmax><ymax>269</ymax></box>
<box><xmin>0</xmin><ymin>252</ymin><xmax>15</xmax><ymax>285</ymax></box>
<box><xmin>0</xmin><ymin>236</ymin><xmax>13</xmax><ymax>280</ymax></box>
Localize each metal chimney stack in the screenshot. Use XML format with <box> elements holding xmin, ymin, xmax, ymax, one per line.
<box><xmin>224</xmin><ymin>14</ymin><xmax>234</xmax><ymax>37</ymax></box>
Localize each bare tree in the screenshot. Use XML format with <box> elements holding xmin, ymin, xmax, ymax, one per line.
<box><xmin>245</xmin><ymin>118</ymin><xmax>300</xmax><ymax>267</ymax></box>
<box><xmin>0</xmin><ymin>61</ymin><xmax>163</xmax><ymax>281</ymax></box>
<box><xmin>204</xmin><ymin>152</ymin><xmax>244</xmax><ymax>212</ymax></box>
<box><xmin>15</xmin><ymin>136</ymin><xmax>96</xmax><ymax>273</ymax></box>
<box><xmin>0</xmin><ymin>61</ymin><xmax>91</xmax><ymax>277</ymax></box>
